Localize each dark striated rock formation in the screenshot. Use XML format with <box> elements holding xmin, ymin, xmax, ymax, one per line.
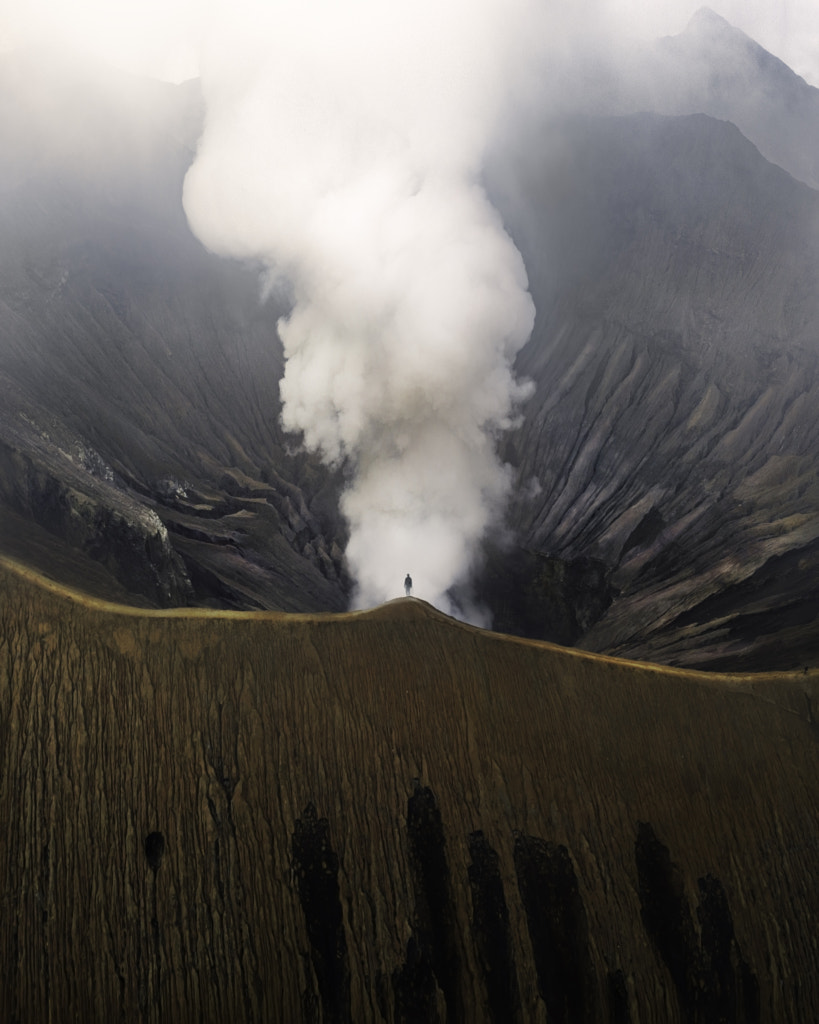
<box><xmin>635</xmin><ymin>823</ymin><xmax>760</xmax><ymax>1023</ymax></box>
<box><xmin>1</xmin><ymin>557</ymin><xmax>818</xmax><ymax>1021</ymax></box>
<box><xmin>0</xmin><ymin>52</ymin><xmax>348</xmax><ymax>614</ymax></box>
<box><xmin>491</xmin><ymin>108</ymin><xmax>819</xmax><ymax>669</ymax></box>
<box><xmin>513</xmin><ymin>834</ymin><xmax>595</xmax><ymax>1023</ymax></box>
<box><xmin>467</xmin><ymin>830</ymin><xmax>521</xmax><ymax>1023</ymax></box>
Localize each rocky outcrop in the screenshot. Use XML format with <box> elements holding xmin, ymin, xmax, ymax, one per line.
<box><xmin>0</xmin><ymin>412</ymin><xmax>191</xmax><ymax>605</ymax></box>
<box><xmin>1</xmin><ymin>559</ymin><xmax>818</xmax><ymax>1020</ymax></box>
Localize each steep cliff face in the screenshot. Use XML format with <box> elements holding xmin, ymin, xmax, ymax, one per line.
<box><xmin>490</xmin><ymin>112</ymin><xmax>819</xmax><ymax>668</ymax></box>
<box><xmin>0</xmin><ymin>54</ymin><xmax>348</xmax><ymax>613</ymax></box>
<box><xmin>1</xmin><ymin>558</ymin><xmax>818</xmax><ymax>1021</ymax></box>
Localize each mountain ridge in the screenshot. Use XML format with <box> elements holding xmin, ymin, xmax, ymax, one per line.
<box><xmin>0</xmin><ymin>550</ymin><xmax>797</xmax><ymax>681</ymax></box>
<box><xmin>650</xmin><ymin>6</ymin><xmax>819</xmax><ymax>189</ymax></box>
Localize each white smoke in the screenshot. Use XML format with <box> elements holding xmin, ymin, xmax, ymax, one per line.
<box><xmin>183</xmin><ymin>0</ymin><xmax>539</xmax><ymax>613</ymax></box>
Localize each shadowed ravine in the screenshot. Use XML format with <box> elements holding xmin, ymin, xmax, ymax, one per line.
<box><xmin>1</xmin><ymin>556</ymin><xmax>818</xmax><ymax>1021</ymax></box>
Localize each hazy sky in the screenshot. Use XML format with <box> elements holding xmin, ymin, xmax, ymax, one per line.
<box><xmin>1</xmin><ymin>0</ymin><xmax>819</xmax><ymax>87</ymax></box>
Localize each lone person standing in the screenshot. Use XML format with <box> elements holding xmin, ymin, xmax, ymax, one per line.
<box><xmin>404</xmin><ymin>573</ymin><xmax>413</xmax><ymax>597</ymax></box>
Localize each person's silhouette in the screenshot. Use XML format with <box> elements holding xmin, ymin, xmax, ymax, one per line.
<box><xmin>404</xmin><ymin>573</ymin><xmax>412</xmax><ymax>596</ymax></box>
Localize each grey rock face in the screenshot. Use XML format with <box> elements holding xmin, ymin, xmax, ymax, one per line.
<box><xmin>490</xmin><ymin>112</ymin><xmax>819</xmax><ymax>667</ymax></box>
<box><xmin>0</xmin><ymin>53</ymin><xmax>348</xmax><ymax>613</ymax></box>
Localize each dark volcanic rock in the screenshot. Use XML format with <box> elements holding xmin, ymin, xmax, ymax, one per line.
<box><xmin>473</xmin><ymin>543</ymin><xmax>615</xmax><ymax>646</ymax></box>
<box><xmin>489</xmin><ymin>110</ymin><xmax>819</xmax><ymax>667</ymax></box>
<box><xmin>0</xmin><ymin>410</ymin><xmax>191</xmax><ymax>606</ymax></box>
<box><xmin>0</xmin><ymin>53</ymin><xmax>348</xmax><ymax>612</ymax></box>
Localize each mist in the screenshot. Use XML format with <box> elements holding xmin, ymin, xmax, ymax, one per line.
<box><xmin>183</xmin><ymin>0</ymin><xmax>539</xmax><ymax>612</ymax></box>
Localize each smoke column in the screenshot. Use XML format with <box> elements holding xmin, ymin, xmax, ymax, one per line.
<box><xmin>183</xmin><ymin>0</ymin><xmax>538</xmax><ymax>613</ymax></box>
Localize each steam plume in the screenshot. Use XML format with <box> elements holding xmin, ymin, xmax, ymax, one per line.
<box><xmin>183</xmin><ymin>0</ymin><xmax>538</xmax><ymax>613</ymax></box>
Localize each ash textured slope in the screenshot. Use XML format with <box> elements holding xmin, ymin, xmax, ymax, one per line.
<box><xmin>0</xmin><ymin>53</ymin><xmax>347</xmax><ymax>613</ymax></box>
<box><xmin>1</xmin><ymin>557</ymin><xmax>818</xmax><ymax>1021</ymax></box>
<box><xmin>491</xmin><ymin>110</ymin><xmax>819</xmax><ymax>669</ymax></box>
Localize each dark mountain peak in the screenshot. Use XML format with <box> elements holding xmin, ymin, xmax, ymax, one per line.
<box><xmin>673</xmin><ymin>5</ymin><xmax>812</xmax><ymax>88</ymax></box>
<box><xmin>685</xmin><ymin>7</ymin><xmax>734</xmax><ymax>35</ymax></box>
<box><xmin>631</xmin><ymin>8</ymin><xmax>819</xmax><ymax>190</ymax></box>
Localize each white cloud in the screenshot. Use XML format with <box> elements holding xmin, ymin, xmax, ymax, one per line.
<box><xmin>184</xmin><ymin>0</ymin><xmax>538</xmax><ymax>611</ymax></box>
<box><xmin>0</xmin><ymin>0</ymin><xmax>203</xmax><ymax>81</ymax></box>
<box><xmin>600</xmin><ymin>1</ymin><xmax>819</xmax><ymax>85</ymax></box>
<box><xmin>2</xmin><ymin>1</ymin><xmax>818</xmax><ymax>86</ymax></box>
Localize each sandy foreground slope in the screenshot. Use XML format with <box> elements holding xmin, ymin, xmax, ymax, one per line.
<box><xmin>0</xmin><ymin>556</ymin><xmax>817</xmax><ymax>1021</ymax></box>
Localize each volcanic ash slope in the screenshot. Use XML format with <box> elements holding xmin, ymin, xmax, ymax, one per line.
<box><xmin>1</xmin><ymin>558</ymin><xmax>818</xmax><ymax>1021</ymax></box>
